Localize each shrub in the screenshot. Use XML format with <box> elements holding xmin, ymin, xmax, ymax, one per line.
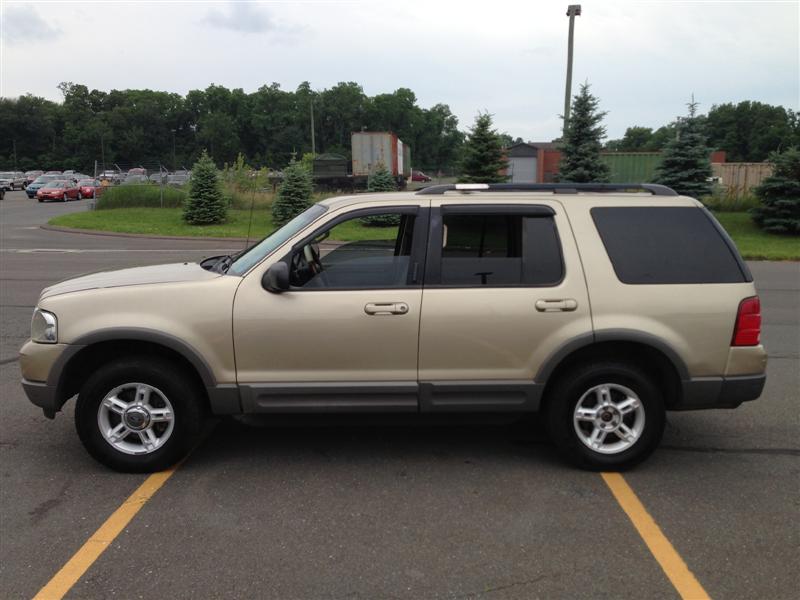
<box><xmin>701</xmin><ymin>185</ymin><xmax>761</xmax><ymax>212</ymax></box>
<box><xmin>183</xmin><ymin>150</ymin><xmax>227</xmax><ymax>225</ymax></box>
<box><xmin>96</xmin><ymin>185</ymin><xmax>187</xmax><ymax>210</ymax></box>
<box><xmin>361</xmin><ymin>162</ymin><xmax>399</xmax><ymax>227</ymax></box>
<box><xmin>272</xmin><ymin>159</ymin><xmax>313</xmax><ymax>226</ymax></box>
<box><xmin>751</xmin><ymin>147</ymin><xmax>800</xmax><ymax>235</ymax></box>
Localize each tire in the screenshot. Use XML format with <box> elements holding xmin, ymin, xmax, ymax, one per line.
<box><xmin>63</xmin><ymin>193</ymin><xmax>68</xmax><ymax>202</ymax></box>
<box><xmin>545</xmin><ymin>361</ymin><xmax>665</xmax><ymax>471</ymax></box>
<box><xmin>75</xmin><ymin>357</ymin><xmax>205</xmax><ymax>472</ymax></box>
<box><xmin>38</xmin><ymin>198</ymin><xmax>43</xmax><ymax>203</ymax></box>
<box><xmin>77</xmin><ymin>192</ymin><xmax>82</xmax><ymax>200</ymax></box>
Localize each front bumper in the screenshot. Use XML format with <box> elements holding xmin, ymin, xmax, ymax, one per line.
<box><xmin>21</xmin><ymin>379</ymin><xmax>59</xmax><ymax>418</ymax></box>
<box><xmin>20</xmin><ymin>341</ymin><xmax>70</xmax><ymax>419</ymax></box>
<box><xmin>677</xmin><ymin>374</ymin><xmax>766</xmax><ymax>410</ymax></box>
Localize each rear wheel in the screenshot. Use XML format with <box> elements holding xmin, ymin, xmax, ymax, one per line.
<box><xmin>545</xmin><ymin>361</ymin><xmax>665</xmax><ymax>471</ymax></box>
<box><xmin>75</xmin><ymin>357</ymin><xmax>205</xmax><ymax>472</ymax></box>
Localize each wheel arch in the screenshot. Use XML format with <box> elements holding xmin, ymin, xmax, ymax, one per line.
<box><xmin>49</xmin><ymin>329</ymin><xmax>216</xmax><ymax>413</ymax></box>
<box><xmin>537</xmin><ymin>331</ymin><xmax>687</xmax><ymax>410</ymax></box>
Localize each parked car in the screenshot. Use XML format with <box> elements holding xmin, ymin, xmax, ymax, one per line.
<box><xmin>0</xmin><ymin>171</ymin><xmax>27</xmax><ymax>190</ymax></box>
<box><xmin>411</xmin><ymin>170</ymin><xmax>432</xmax><ymax>182</ymax></box>
<box><xmin>45</xmin><ymin>170</ymin><xmax>62</xmax><ymax>175</ymax></box>
<box><xmin>35</xmin><ymin>179</ymin><xmax>81</xmax><ymax>202</ymax></box>
<box><xmin>78</xmin><ymin>179</ymin><xmax>103</xmax><ymax>198</ymax></box>
<box><xmin>149</xmin><ymin>172</ymin><xmax>168</xmax><ymax>184</ymax></box>
<box><xmin>167</xmin><ymin>172</ymin><xmax>190</xmax><ymax>186</ymax></box>
<box><xmin>18</xmin><ymin>182</ymin><xmax>767</xmax><ymax>472</ymax></box>
<box><xmin>127</xmin><ymin>167</ymin><xmax>147</xmax><ymax>177</ymax></box>
<box><xmin>26</xmin><ymin>175</ymin><xmax>62</xmax><ymax>198</ymax></box>
<box><xmin>122</xmin><ymin>174</ymin><xmax>149</xmax><ymax>185</ymax></box>
<box><xmin>25</xmin><ymin>170</ymin><xmax>44</xmax><ymax>186</ymax></box>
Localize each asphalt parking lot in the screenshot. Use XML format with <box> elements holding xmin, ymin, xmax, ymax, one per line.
<box><xmin>1</xmin><ymin>189</ymin><xmax>798</xmax><ymax>599</ymax></box>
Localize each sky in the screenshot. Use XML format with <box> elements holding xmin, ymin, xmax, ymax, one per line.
<box><xmin>1</xmin><ymin>0</ymin><xmax>798</xmax><ymax>141</ymax></box>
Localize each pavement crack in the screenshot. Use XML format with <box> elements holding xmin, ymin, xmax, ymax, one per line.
<box><xmin>455</xmin><ymin>575</ymin><xmax>554</xmax><ymax>598</ymax></box>
<box><xmin>661</xmin><ymin>445</ymin><xmax>800</xmax><ymax>457</ymax></box>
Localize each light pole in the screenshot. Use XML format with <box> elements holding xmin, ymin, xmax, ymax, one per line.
<box><xmin>171</xmin><ymin>129</ymin><xmax>176</xmax><ymax>171</ymax></box>
<box><xmin>563</xmin><ymin>4</ymin><xmax>581</xmax><ymax>136</ymax></box>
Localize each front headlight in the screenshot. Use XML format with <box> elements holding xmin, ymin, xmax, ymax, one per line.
<box><xmin>31</xmin><ymin>308</ymin><xmax>57</xmax><ymax>343</ymax></box>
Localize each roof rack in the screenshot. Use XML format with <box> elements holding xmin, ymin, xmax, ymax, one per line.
<box><xmin>415</xmin><ymin>183</ymin><xmax>678</xmax><ymax>196</ymax></box>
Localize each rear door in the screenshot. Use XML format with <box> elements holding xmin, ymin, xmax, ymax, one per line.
<box><xmin>417</xmin><ymin>200</ymin><xmax>591</xmax><ymax>411</ymax></box>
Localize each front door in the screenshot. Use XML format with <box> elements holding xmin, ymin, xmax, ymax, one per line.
<box><xmin>232</xmin><ymin>203</ymin><xmax>429</xmax><ymax>412</ymax></box>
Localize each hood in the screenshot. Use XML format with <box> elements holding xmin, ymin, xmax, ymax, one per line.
<box><xmin>41</xmin><ymin>262</ymin><xmax>221</xmax><ymax>299</ymax></box>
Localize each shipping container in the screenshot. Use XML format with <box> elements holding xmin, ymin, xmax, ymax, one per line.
<box><xmin>351</xmin><ymin>132</ymin><xmax>410</xmax><ymax>178</ymax></box>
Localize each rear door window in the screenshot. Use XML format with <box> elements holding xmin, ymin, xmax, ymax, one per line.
<box><xmin>432</xmin><ymin>208</ymin><xmax>563</xmax><ymax>287</ymax></box>
<box><xmin>591</xmin><ymin>206</ymin><xmax>750</xmax><ymax>284</ymax></box>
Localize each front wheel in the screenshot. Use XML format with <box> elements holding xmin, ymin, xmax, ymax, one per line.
<box><xmin>75</xmin><ymin>357</ymin><xmax>205</xmax><ymax>472</ymax></box>
<box><xmin>545</xmin><ymin>361</ymin><xmax>665</xmax><ymax>471</ymax></box>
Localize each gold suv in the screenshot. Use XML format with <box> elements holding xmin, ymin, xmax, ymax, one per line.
<box><xmin>19</xmin><ymin>183</ymin><xmax>767</xmax><ymax>472</ymax></box>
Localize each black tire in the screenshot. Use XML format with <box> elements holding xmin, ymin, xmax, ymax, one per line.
<box><xmin>75</xmin><ymin>357</ymin><xmax>205</xmax><ymax>472</ymax></box>
<box><xmin>545</xmin><ymin>361</ymin><xmax>665</xmax><ymax>471</ymax></box>
<box><xmin>63</xmin><ymin>193</ymin><xmax>68</xmax><ymax>202</ymax></box>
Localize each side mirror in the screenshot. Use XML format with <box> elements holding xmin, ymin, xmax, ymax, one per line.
<box><xmin>262</xmin><ymin>261</ymin><xmax>290</xmax><ymax>293</ymax></box>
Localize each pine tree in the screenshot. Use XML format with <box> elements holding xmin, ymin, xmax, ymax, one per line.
<box><xmin>458</xmin><ymin>112</ymin><xmax>509</xmax><ymax>183</ymax></box>
<box><xmin>654</xmin><ymin>100</ymin><xmax>713</xmax><ymax>197</ymax></box>
<box><xmin>751</xmin><ymin>147</ymin><xmax>800</xmax><ymax>235</ymax></box>
<box><xmin>272</xmin><ymin>158</ymin><xmax>313</xmax><ymax>226</ymax></box>
<box><xmin>183</xmin><ymin>150</ymin><xmax>227</xmax><ymax>225</ymax></box>
<box><xmin>361</xmin><ymin>162</ymin><xmax>400</xmax><ymax>226</ymax></box>
<box><xmin>558</xmin><ymin>83</ymin><xmax>610</xmax><ymax>183</ymax></box>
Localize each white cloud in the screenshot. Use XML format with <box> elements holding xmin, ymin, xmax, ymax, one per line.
<box><xmin>1</xmin><ymin>3</ymin><xmax>62</xmax><ymax>44</ymax></box>
<box><xmin>202</xmin><ymin>1</ymin><xmax>276</xmax><ymax>34</ymax></box>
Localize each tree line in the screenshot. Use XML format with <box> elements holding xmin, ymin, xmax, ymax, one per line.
<box><xmin>0</xmin><ymin>82</ymin><xmax>464</xmax><ymax>173</ymax></box>
<box><xmin>0</xmin><ymin>80</ymin><xmax>797</xmax><ymax>173</ymax></box>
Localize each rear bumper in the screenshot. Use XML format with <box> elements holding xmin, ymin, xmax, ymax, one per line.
<box><xmin>677</xmin><ymin>374</ymin><xmax>766</xmax><ymax>410</ymax></box>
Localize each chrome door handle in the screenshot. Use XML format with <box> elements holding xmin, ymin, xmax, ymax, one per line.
<box><xmin>535</xmin><ymin>298</ymin><xmax>578</xmax><ymax>312</ymax></box>
<box><xmin>365</xmin><ymin>302</ymin><xmax>409</xmax><ymax>316</ymax></box>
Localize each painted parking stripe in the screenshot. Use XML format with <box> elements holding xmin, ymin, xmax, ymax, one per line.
<box><xmin>602</xmin><ymin>472</ymin><xmax>711</xmax><ymax>600</ymax></box>
<box><xmin>33</xmin><ymin>468</ymin><xmax>177</xmax><ymax>600</ymax></box>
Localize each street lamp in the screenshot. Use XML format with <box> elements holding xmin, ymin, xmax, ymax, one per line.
<box><xmin>563</xmin><ymin>4</ymin><xmax>582</xmax><ymax>136</ymax></box>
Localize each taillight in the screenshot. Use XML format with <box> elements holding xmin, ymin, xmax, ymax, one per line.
<box><xmin>732</xmin><ymin>296</ymin><xmax>761</xmax><ymax>346</ymax></box>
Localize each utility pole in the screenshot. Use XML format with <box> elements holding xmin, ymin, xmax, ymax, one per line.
<box><xmin>101</xmin><ymin>133</ymin><xmax>106</xmax><ymax>172</ymax></box>
<box><xmin>310</xmin><ymin>99</ymin><xmax>316</xmax><ymax>156</ymax></box>
<box><xmin>171</xmin><ymin>129</ymin><xmax>177</xmax><ymax>171</ymax></box>
<box><xmin>563</xmin><ymin>4</ymin><xmax>582</xmax><ymax>136</ymax></box>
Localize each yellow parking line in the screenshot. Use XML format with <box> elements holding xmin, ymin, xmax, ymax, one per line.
<box><xmin>601</xmin><ymin>472</ymin><xmax>711</xmax><ymax>600</ymax></box>
<box><xmin>32</xmin><ymin>468</ymin><xmax>177</xmax><ymax>600</ymax></box>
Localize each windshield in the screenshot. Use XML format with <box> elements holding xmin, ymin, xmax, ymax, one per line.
<box><xmin>228</xmin><ymin>204</ymin><xmax>327</xmax><ymax>276</ymax></box>
<box><xmin>78</xmin><ymin>179</ymin><xmax>96</xmax><ymax>186</ymax></box>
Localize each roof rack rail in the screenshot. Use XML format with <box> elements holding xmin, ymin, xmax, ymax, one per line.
<box><xmin>415</xmin><ymin>183</ymin><xmax>678</xmax><ymax>196</ymax></box>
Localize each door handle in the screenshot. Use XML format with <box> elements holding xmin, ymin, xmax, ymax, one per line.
<box><xmin>365</xmin><ymin>302</ymin><xmax>409</xmax><ymax>316</ymax></box>
<box><xmin>535</xmin><ymin>298</ymin><xmax>578</xmax><ymax>312</ymax></box>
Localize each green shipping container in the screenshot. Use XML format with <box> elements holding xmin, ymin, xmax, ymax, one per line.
<box><xmin>601</xmin><ymin>152</ymin><xmax>663</xmax><ymax>183</ymax></box>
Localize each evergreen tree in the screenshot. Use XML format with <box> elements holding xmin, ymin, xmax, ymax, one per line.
<box><xmin>654</xmin><ymin>100</ymin><xmax>713</xmax><ymax>197</ymax></box>
<box><xmin>751</xmin><ymin>147</ymin><xmax>800</xmax><ymax>235</ymax></box>
<box><xmin>361</xmin><ymin>162</ymin><xmax>400</xmax><ymax>226</ymax></box>
<box><xmin>183</xmin><ymin>150</ymin><xmax>227</xmax><ymax>225</ymax></box>
<box><xmin>458</xmin><ymin>112</ymin><xmax>509</xmax><ymax>183</ymax></box>
<box><xmin>558</xmin><ymin>83</ymin><xmax>610</xmax><ymax>183</ymax></box>
<box><xmin>272</xmin><ymin>158</ymin><xmax>313</xmax><ymax>226</ymax></box>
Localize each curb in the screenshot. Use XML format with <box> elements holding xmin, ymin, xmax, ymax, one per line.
<box><xmin>41</xmin><ymin>224</ymin><xmax>249</xmax><ymax>243</ymax></box>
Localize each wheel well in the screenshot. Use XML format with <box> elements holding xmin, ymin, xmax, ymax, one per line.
<box><xmin>541</xmin><ymin>341</ymin><xmax>682</xmax><ymax>409</ymax></box>
<box><xmin>57</xmin><ymin>340</ymin><xmax>210</xmax><ymax>411</ymax></box>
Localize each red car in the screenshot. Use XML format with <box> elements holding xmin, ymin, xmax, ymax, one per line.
<box><xmin>36</xmin><ymin>180</ymin><xmax>81</xmax><ymax>202</ymax></box>
<box><xmin>411</xmin><ymin>170</ymin><xmax>432</xmax><ymax>182</ymax></box>
<box><xmin>78</xmin><ymin>179</ymin><xmax>103</xmax><ymax>198</ymax></box>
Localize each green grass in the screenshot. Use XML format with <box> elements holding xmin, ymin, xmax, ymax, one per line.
<box><xmin>97</xmin><ymin>185</ymin><xmax>188</xmax><ymax>209</ymax></box>
<box><xmin>713</xmin><ymin>212</ymin><xmax>799</xmax><ymax>260</ymax></box>
<box><xmin>48</xmin><ymin>207</ymin><xmax>800</xmax><ymax>260</ymax></box>
<box><xmin>49</xmin><ymin>207</ymin><xmax>397</xmax><ymax>241</ymax></box>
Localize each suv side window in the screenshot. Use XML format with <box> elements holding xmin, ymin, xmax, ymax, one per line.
<box><xmin>288</xmin><ymin>209</ymin><xmax>423</xmax><ymax>290</ymax></box>
<box><xmin>430</xmin><ymin>207</ymin><xmax>564</xmax><ymax>287</ymax></box>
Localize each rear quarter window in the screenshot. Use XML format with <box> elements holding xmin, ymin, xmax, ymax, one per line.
<box><xmin>591</xmin><ymin>206</ymin><xmax>750</xmax><ymax>284</ymax></box>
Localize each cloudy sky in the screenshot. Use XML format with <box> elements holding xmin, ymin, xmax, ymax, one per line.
<box><xmin>1</xmin><ymin>0</ymin><xmax>798</xmax><ymax>140</ymax></box>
